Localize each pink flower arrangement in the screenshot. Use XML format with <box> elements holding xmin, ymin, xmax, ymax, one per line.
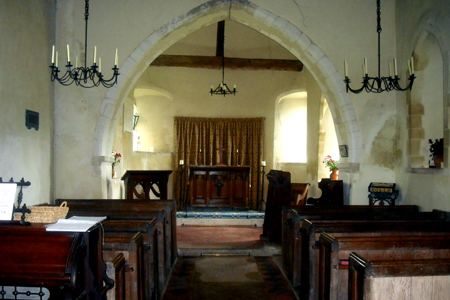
<box><xmin>323</xmin><ymin>155</ymin><xmax>339</xmax><ymax>171</ymax></box>
<box><xmin>112</xmin><ymin>152</ymin><xmax>122</xmax><ymax>168</ymax></box>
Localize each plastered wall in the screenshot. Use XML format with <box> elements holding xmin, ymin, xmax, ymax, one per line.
<box><xmin>5</xmin><ymin>0</ymin><xmax>449</xmax><ymax>209</ymax></box>
<box><xmin>0</xmin><ymin>1</ymin><xmax>55</xmax><ymax>205</ymax></box>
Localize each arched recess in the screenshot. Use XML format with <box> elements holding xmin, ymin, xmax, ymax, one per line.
<box><xmin>92</xmin><ymin>0</ymin><xmax>362</xmax><ymax>193</ymax></box>
<box><xmin>408</xmin><ymin>11</ymin><xmax>449</xmax><ymax>169</ymax></box>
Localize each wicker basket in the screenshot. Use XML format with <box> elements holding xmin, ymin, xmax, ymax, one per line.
<box><xmin>14</xmin><ymin>201</ymin><xmax>69</xmax><ymax>223</ymax></box>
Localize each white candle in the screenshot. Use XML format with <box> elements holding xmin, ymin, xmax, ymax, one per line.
<box><xmin>52</xmin><ymin>45</ymin><xmax>55</xmax><ymax>64</ymax></box>
<box><xmin>99</xmin><ymin>57</ymin><xmax>102</xmax><ymax>73</ymax></box>
<box><xmin>55</xmin><ymin>51</ymin><xmax>58</xmax><ymax>67</ymax></box>
<box><xmin>237</xmin><ymin>149</ymin><xmax>239</xmax><ymax>153</ymax></box>
<box><xmin>66</xmin><ymin>45</ymin><xmax>70</xmax><ymax>62</ymax></box>
<box><xmin>75</xmin><ymin>56</ymin><xmax>78</xmax><ymax>68</ymax></box>
<box><xmin>344</xmin><ymin>60</ymin><xmax>348</xmax><ymax>77</ymax></box>
<box><xmin>364</xmin><ymin>57</ymin><xmax>368</xmax><ymax>75</ymax></box>
<box><xmin>93</xmin><ymin>46</ymin><xmax>97</xmax><ymax>64</ymax></box>
<box><xmin>179</xmin><ymin>160</ymin><xmax>184</xmax><ymax>165</ymax></box>
<box><xmin>388</xmin><ymin>61</ymin><xmax>392</xmax><ymax>77</ymax></box>
<box><xmin>394</xmin><ymin>58</ymin><xmax>398</xmax><ymax>76</ymax></box>
<box><xmin>233</xmin><ymin>84</ymin><xmax>236</xmax><ymax>89</ymax></box>
<box><xmin>407</xmin><ymin>60</ymin><xmax>411</xmax><ymax>75</ymax></box>
<box><xmin>411</xmin><ymin>57</ymin><xmax>414</xmax><ymax>74</ymax></box>
<box><xmin>262</xmin><ymin>161</ymin><xmax>266</xmax><ymax>167</ymax></box>
<box><xmin>115</xmin><ymin>48</ymin><xmax>118</xmax><ymax>66</ymax></box>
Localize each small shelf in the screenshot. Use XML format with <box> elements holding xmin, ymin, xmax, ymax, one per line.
<box><xmin>410</xmin><ymin>167</ymin><xmax>448</xmax><ymax>175</ymax></box>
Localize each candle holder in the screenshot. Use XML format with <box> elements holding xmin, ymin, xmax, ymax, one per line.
<box><xmin>257</xmin><ymin>162</ymin><xmax>266</xmax><ymax>212</ymax></box>
<box><xmin>178</xmin><ymin>161</ymin><xmax>184</xmax><ymax>210</ymax></box>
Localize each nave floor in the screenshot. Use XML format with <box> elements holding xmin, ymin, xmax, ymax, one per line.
<box><xmin>162</xmin><ymin>226</ymin><xmax>298</xmax><ymax>300</ymax></box>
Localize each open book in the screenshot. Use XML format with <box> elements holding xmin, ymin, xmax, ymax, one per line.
<box><xmin>46</xmin><ymin>216</ymin><xmax>107</xmax><ymax>232</ymax></box>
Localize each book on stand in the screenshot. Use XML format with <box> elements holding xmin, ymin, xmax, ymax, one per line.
<box><xmin>46</xmin><ymin>216</ymin><xmax>107</xmax><ymax>232</ymax></box>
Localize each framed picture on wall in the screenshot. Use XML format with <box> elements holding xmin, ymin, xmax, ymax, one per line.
<box><xmin>339</xmin><ymin>145</ymin><xmax>348</xmax><ymax>157</ymax></box>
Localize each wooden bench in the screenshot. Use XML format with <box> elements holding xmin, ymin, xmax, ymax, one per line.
<box><xmin>102</xmin><ymin>219</ymin><xmax>165</xmax><ymax>300</ymax></box>
<box><xmin>106</xmin><ymin>253</ymin><xmax>126</xmax><ymax>300</ymax></box>
<box><xmin>319</xmin><ymin>231</ymin><xmax>450</xmax><ymax>300</ymax></box>
<box><xmin>0</xmin><ymin>221</ymin><xmax>113</xmax><ymax>300</ymax></box>
<box><xmin>103</xmin><ymin>232</ymin><xmax>145</xmax><ymax>300</ymax></box>
<box><xmin>348</xmin><ymin>253</ymin><xmax>450</xmax><ymax>300</ymax></box>
<box><xmin>281</xmin><ymin>205</ymin><xmax>422</xmax><ymax>287</ymax></box>
<box><xmin>301</xmin><ymin>218</ymin><xmax>450</xmax><ymax>300</ymax></box>
<box><xmin>56</xmin><ymin>199</ymin><xmax>177</xmax><ymax>267</ymax></box>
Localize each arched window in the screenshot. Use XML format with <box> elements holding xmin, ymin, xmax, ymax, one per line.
<box><xmin>274</xmin><ymin>91</ymin><xmax>308</xmax><ymax>163</ymax></box>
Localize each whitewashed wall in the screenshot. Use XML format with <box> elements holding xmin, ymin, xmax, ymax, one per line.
<box><xmin>0</xmin><ymin>1</ymin><xmax>55</xmax><ymax>205</ymax></box>
<box><xmin>6</xmin><ymin>0</ymin><xmax>444</xmax><ymax>207</ymax></box>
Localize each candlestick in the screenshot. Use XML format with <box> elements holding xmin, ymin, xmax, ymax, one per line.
<box><xmin>394</xmin><ymin>58</ymin><xmax>398</xmax><ymax>76</ymax></box>
<box><xmin>179</xmin><ymin>159</ymin><xmax>184</xmax><ymax>165</ymax></box>
<box><xmin>262</xmin><ymin>161</ymin><xmax>266</xmax><ymax>167</ymax></box>
<box><xmin>364</xmin><ymin>57</ymin><xmax>368</xmax><ymax>75</ymax></box>
<box><xmin>344</xmin><ymin>60</ymin><xmax>348</xmax><ymax>77</ymax></box>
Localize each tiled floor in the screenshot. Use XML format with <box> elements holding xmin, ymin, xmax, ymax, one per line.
<box><xmin>163</xmin><ymin>256</ymin><xmax>297</xmax><ymax>300</ymax></box>
<box><xmin>163</xmin><ymin>226</ymin><xmax>297</xmax><ymax>300</ymax></box>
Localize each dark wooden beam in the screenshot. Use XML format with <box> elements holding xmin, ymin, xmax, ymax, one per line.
<box><xmin>216</xmin><ymin>21</ymin><xmax>225</xmax><ymax>57</ymax></box>
<box><xmin>150</xmin><ymin>55</ymin><xmax>303</xmax><ymax>72</ymax></box>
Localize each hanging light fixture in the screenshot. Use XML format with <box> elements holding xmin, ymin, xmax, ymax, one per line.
<box><xmin>49</xmin><ymin>0</ymin><xmax>119</xmax><ymax>88</ymax></box>
<box><xmin>344</xmin><ymin>0</ymin><xmax>415</xmax><ymax>94</ymax></box>
<box><xmin>210</xmin><ymin>21</ymin><xmax>237</xmax><ymax>96</ymax></box>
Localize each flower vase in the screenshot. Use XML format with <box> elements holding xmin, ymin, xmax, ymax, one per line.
<box><xmin>330</xmin><ymin>169</ymin><xmax>339</xmax><ymax>180</ymax></box>
<box><xmin>434</xmin><ymin>155</ymin><xmax>444</xmax><ymax>169</ymax></box>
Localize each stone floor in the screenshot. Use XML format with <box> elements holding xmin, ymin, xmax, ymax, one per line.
<box><xmin>162</xmin><ymin>226</ymin><xmax>298</xmax><ymax>300</ymax></box>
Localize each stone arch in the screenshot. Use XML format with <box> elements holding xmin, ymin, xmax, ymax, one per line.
<box><xmin>408</xmin><ymin>10</ymin><xmax>449</xmax><ymax>168</ymax></box>
<box><xmin>93</xmin><ymin>0</ymin><xmax>361</xmax><ymax>180</ymax></box>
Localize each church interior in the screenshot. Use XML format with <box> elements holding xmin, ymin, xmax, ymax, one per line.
<box><xmin>2</xmin><ymin>0</ymin><xmax>450</xmax><ymax>299</ymax></box>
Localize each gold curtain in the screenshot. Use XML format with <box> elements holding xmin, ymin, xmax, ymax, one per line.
<box><xmin>173</xmin><ymin>117</ymin><xmax>265</xmax><ymax>209</ymax></box>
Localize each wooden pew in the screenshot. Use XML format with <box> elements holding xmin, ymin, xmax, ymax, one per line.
<box><xmin>103</xmin><ymin>232</ymin><xmax>145</xmax><ymax>300</ymax></box>
<box><xmin>318</xmin><ymin>231</ymin><xmax>450</xmax><ymax>300</ymax></box>
<box><xmin>102</xmin><ymin>219</ymin><xmax>165</xmax><ymax>300</ymax></box>
<box><xmin>281</xmin><ymin>205</ymin><xmax>422</xmax><ymax>287</ymax></box>
<box><xmin>56</xmin><ymin>199</ymin><xmax>176</xmax><ymax>277</ymax></box>
<box><xmin>348</xmin><ymin>253</ymin><xmax>450</xmax><ymax>300</ymax></box>
<box><xmin>56</xmin><ymin>199</ymin><xmax>177</xmax><ymax>267</ymax></box>
<box><xmin>301</xmin><ymin>219</ymin><xmax>450</xmax><ymax>300</ymax></box>
<box><xmin>106</xmin><ymin>253</ymin><xmax>126</xmax><ymax>300</ymax></box>
<box><xmin>0</xmin><ymin>221</ymin><xmax>113</xmax><ymax>300</ymax></box>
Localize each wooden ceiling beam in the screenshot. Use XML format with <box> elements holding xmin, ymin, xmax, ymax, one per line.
<box><xmin>150</xmin><ymin>55</ymin><xmax>303</xmax><ymax>72</ymax></box>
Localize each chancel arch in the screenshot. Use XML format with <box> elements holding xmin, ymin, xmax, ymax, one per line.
<box><xmin>93</xmin><ymin>0</ymin><xmax>362</xmax><ymax>199</ymax></box>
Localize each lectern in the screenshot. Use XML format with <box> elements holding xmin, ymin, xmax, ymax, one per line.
<box><xmin>122</xmin><ymin>170</ymin><xmax>172</xmax><ymax>200</ymax></box>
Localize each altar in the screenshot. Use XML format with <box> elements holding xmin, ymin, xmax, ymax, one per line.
<box><xmin>188</xmin><ymin>166</ymin><xmax>250</xmax><ymax>207</ymax></box>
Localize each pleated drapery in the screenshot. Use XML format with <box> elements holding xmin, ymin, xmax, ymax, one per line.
<box><xmin>173</xmin><ymin>117</ymin><xmax>265</xmax><ymax>209</ymax></box>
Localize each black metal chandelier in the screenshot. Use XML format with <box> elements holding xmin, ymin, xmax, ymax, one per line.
<box><xmin>210</xmin><ymin>22</ymin><xmax>236</xmax><ymax>96</ymax></box>
<box><xmin>344</xmin><ymin>0</ymin><xmax>415</xmax><ymax>94</ymax></box>
<box><xmin>49</xmin><ymin>0</ymin><xmax>119</xmax><ymax>88</ymax></box>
